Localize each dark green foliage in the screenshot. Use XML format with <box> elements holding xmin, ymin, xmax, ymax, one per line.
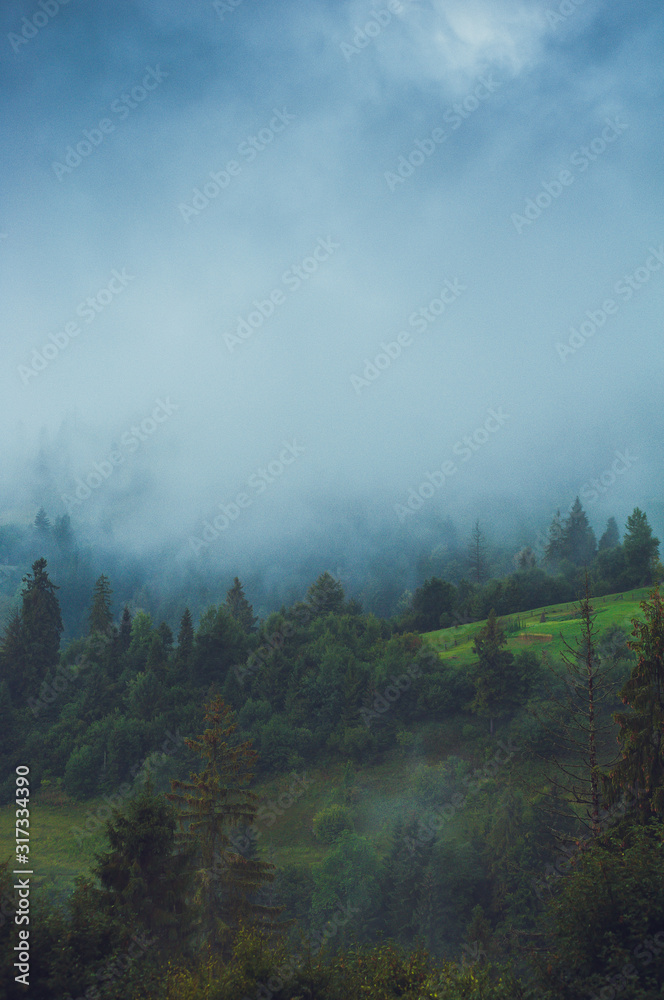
<box><xmin>540</xmin><ymin>824</ymin><xmax>664</xmax><ymax>1000</ymax></box>
<box><xmin>405</xmin><ymin>577</ymin><xmax>457</xmax><ymax>631</ymax></box>
<box><xmin>623</xmin><ymin>507</ymin><xmax>660</xmax><ymax>586</ymax></box>
<box><xmin>193</xmin><ymin>605</ymin><xmax>248</xmax><ymax>687</ymax></box>
<box><xmin>603</xmin><ymin>586</ymin><xmax>664</xmax><ymax>821</ymax></box>
<box><xmin>20</xmin><ymin>557</ymin><xmax>63</xmax><ymax>697</ymax></box>
<box><xmin>88</xmin><ymin>574</ymin><xmax>114</xmax><ymax>635</ymax></box>
<box><xmin>599</xmin><ymin>516</ymin><xmax>620</xmax><ymax>550</ymax></box>
<box><xmin>33</xmin><ymin>506</ymin><xmax>51</xmax><ymax>534</ymax></box>
<box><xmin>312</xmin><ymin>804</ymin><xmax>355</xmax><ymax>844</ymax></box>
<box><xmin>306</xmin><ymin>571</ymin><xmax>346</xmax><ymax>617</ymax></box>
<box><xmin>225</xmin><ymin>577</ymin><xmax>258</xmax><ymax>633</ymax></box>
<box><xmin>93</xmin><ymin>781</ymin><xmax>195</xmax><ymax>952</ymax></box>
<box><xmin>469</xmin><ymin>609</ymin><xmax>517</xmax><ymax>734</ymax></box>
<box><xmin>119</xmin><ymin>605</ymin><xmax>133</xmax><ymax>651</ymax></box>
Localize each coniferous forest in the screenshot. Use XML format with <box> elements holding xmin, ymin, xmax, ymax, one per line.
<box><xmin>3</xmin><ymin>0</ymin><xmax>664</xmax><ymax>996</ymax></box>
<box><xmin>0</xmin><ymin>500</ymin><xmax>663</xmax><ymax>997</ymax></box>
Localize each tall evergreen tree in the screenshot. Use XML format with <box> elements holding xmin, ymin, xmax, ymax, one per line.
<box><xmin>53</xmin><ymin>513</ymin><xmax>74</xmax><ymax>549</ymax></box>
<box><xmin>306</xmin><ymin>572</ymin><xmax>345</xmax><ymax>617</ymax></box>
<box><xmin>33</xmin><ymin>506</ymin><xmax>51</xmax><ymax>535</ymax></box>
<box><xmin>88</xmin><ymin>575</ymin><xmax>113</xmax><ymax>636</ymax></box>
<box><xmin>561</xmin><ymin>497</ymin><xmax>597</xmax><ymax>566</ymax></box>
<box><xmin>167</xmin><ymin>696</ymin><xmax>282</xmax><ymax>954</ymax></box>
<box><xmin>623</xmin><ymin>507</ymin><xmax>660</xmax><ymax>586</ymax></box>
<box><xmin>0</xmin><ymin>608</ymin><xmax>27</xmax><ymax>699</ymax></box>
<box><xmin>177</xmin><ymin>608</ymin><xmax>194</xmax><ymax>661</ymax></box>
<box><xmin>603</xmin><ymin>586</ymin><xmax>664</xmax><ymax>822</ymax></box>
<box><xmin>598</xmin><ymin>516</ymin><xmax>620</xmax><ymax>551</ymax></box>
<box><xmin>543</xmin><ymin>510</ymin><xmax>565</xmax><ymax>567</ymax></box>
<box><xmin>20</xmin><ymin>558</ymin><xmax>63</xmax><ymax>692</ymax></box>
<box><xmin>467</xmin><ymin>520</ymin><xmax>488</xmax><ymax>585</ymax></box>
<box><xmin>92</xmin><ymin>779</ymin><xmax>195</xmax><ymax>954</ymax></box>
<box><xmin>119</xmin><ymin>605</ymin><xmax>132</xmax><ymax>652</ymax></box>
<box><xmin>225</xmin><ymin>578</ymin><xmax>257</xmax><ymax>634</ymax></box>
<box><xmin>469</xmin><ymin>609</ymin><xmax>515</xmax><ymax>735</ymax></box>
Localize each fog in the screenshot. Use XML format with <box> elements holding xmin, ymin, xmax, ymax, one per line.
<box><xmin>2</xmin><ymin>0</ymin><xmax>663</xmax><ymax>583</ymax></box>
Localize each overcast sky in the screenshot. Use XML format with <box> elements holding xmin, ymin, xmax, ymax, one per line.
<box><xmin>1</xmin><ymin>0</ymin><xmax>663</xmax><ymax>563</ymax></box>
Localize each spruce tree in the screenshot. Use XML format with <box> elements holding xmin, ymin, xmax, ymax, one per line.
<box><xmin>33</xmin><ymin>507</ymin><xmax>51</xmax><ymax>534</ymax></box>
<box><xmin>562</xmin><ymin>497</ymin><xmax>597</xmax><ymax>566</ymax></box>
<box><xmin>93</xmin><ymin>779</ymin><xmax>195</xmax><ymax>953</ymax></box>
<box><xmin>167</xmin><ymin>696</ymin><xmax>282</xmax><ymax>954</ymax></box>
<box><xmin>88</xmin><ymin>575</ymin><xmax>113</xmax><ymax>636</ymax></box>
<box><xmin>603</xmin><ymin>586</ymin><xmax>664</xmax><ymax>822</ymax></box>
<box><xmin>469</xmin><ymin>609</ymin><xmax>515</xmax><ymax>735</ymax></box>
<box><xmin>598</xmin><ymin>516</ymin><xmax>620</xmax><ymax>551</ymax></box>
<box><xmin>543</xmin><ymin>510</ymin><xmax>565</xmax><ymax>567</ymax></box>
<box><xmin>623</xmin><ymin>508</ymin><xmax>660</xmax><ymax>586</ymax></box>
<box><xmin>306</xmin><ymin>571</ymin><xmax>345</xmax><ymax>617</ymax></box>
<box><xmin>0</xmin><ymin>609</ymin><xmax>27</xmax><ymax>699</ymax></box>
<box><xmin>20</xmin><ymin>558</ymin><xmax>63</xmax><ymax>692</ymax></box>
<box><xmin>225</xmin><ymin>578</ymin><xmax>257</xmax><ymax>634</ymax></box>
<box><xmin>118</xmin><ymin>605</ymin><xmax>132</xmax><ymax>651</ymax></box>
<box><xmin>177</xmin><ymin>608</ymin><xmax>194</xmax><ymax>660</ymax></box>
<box><xmin>467</xmin><ymin>520</ymin><xmax>488</xmax><ymax>585</ymax></box>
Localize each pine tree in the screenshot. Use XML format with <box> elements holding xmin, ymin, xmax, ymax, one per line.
<box><xmin>21</xmin><ymin>558</ymin><xmax>63</xmax><ymax>692</ymax></box>
<box><xmin>167</xmin><ymin>696</ymin><xmax>283</xmax><ymax>953</ymax></box>
<box><xmin>562</xmin><ymin>498</ymin><xmax>597</xmax><ymax>566</ymax></box>
<box><xmin>92</xmin><ymin>779</ymin><xmax>195</xmax><ymax>953</ymax></box>
<box><xmin>0</xmin><ymin>609</ymin><xmax>27</xmax><ymax>699</ymax></box>
<box><xmin>33</xmin><ymin>507</ymin><xmax>51</xmax><ymax>534</ymax></box>
<box><xmin>306</xmin><ymin>572</ymin><xmax>345</xmax><ymax>617</ymax></box>
<box><xmin>177</xmin><ymin>608</ymin><xmax>194</xmax><ymax>660</ymax></box>
<box><xmin>469</xmin><ymin>609</ymin><xmax>515</xmax><ymax>735</ymax></box>
<box><xmin>531</xmin><ymin>576</ymin><xmax>617</xmax><ymax>839</ymax></box>
<box><xmin>623</xmin><ymin>508</ymin><xmax>660</xmax><ymax>586</ymax></box>
<box><xmin>225</xmin><ymin>578</ymin><xmax>258</xmax><ymax>634</ymax></box>
<box><xmin>468</xmin><ymin>520</ymin><xmax>488</xmax><ymax>585</ymax></box>
<box><xmin>603</xmin><ymin>586</ymin><xmax>664</xmax><ymax>822</ymax></box>
<box><xmin>543</xmin><ymin>510</ymin><xmax>565</xmax><ymax>567</ymax></box>
<box><xmin>88</xmin><ymin>575</ymin><xmax>113</xmax><ymax>636</ymax></box>
<box><xmin>119</xmin><ymin>605</ymin><xmax>132</xmax><ymax>652</ymax></box>
<box><xmin>598</xmin><ymin>516</ymin><xmax>620</xmax><ymax>551</ymax></box>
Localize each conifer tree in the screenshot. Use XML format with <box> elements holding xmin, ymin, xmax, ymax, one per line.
<box><xmin>543</xmin><ymin>510</ymin><xmax>565</xmax><ymax>567</ymax></box>
<box><xmin>561</xmin><ymin>497</ymin><xmax>597</xmax><ymax>566</ymax></box>
<box><xmin>467</xmin><ymin>520</ymin><xmax>488</xmax><ymax>585</ymax></box>
<box><xmin>225</xmin><ymin>578</ymin><xmax>257</xmax><ymax>634</ymax></box>
<box><xmin>532</xmin><ymin>577</ymin><xmax>617</xmax><ymax>838</ymax></box>
<box><xmin>469</xmin><ymin>609</ymin><xmax>515</xmax><ymax>735</ymax></box>
<box><xmin>118</xmin><ymin>605</ymin><xmax>132</xmax><ymax>652</ymax></box>
<box><xmin>33</xmin><ymin>506</ymin><xmax>51</xmax><ymax>534</ymax></box>
<box><xmin>623</xmin><ymin>508</ymin><xmax>660</xmax><ymax>586</ymax></box>
<box><xmin>603</xmin><ymin>586</ymin><xmax>664</xmax><ymax>822</ymax></box>
<box><xmin>177</xmin><ymin>608</ymin><xmax>194</xmax><ymax>660</ymax></box>
<box><xmin>306</xmin><ymin>571</ymin><xmax>345</xmax><ymax>617</ymax></box>
<box><xmin>88</xmin><ymin>575</ymin><xmax>113</xmax><ymax>636</ymax></box>
<box><xmin>0</xmin><ymin>609</ymin><xmax>27</xmax><ymax>699</ymax></box>
<box><xmin>93</xmin><ymin>779</ymin><xmax>195</xmax><ymax>953</ymax></box>
<box><xmin>598</xmin><ymin>516</ymin><xmax>620</xmax><ymax>551</ymax></box>
<box><xmin>167</xmin><ymin>696</ymin><xmax>283</xmax><ymax>954</ymax></box>
<box><xmin>20</xmin><ymin>558</ymin><xmax>63</xmax><ymax>691</ymax></box>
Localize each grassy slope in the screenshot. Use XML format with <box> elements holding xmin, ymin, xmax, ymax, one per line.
<box><xmin>0</xmin><ymin>586</ymin><xmax>651</xmax><ymax>902</ymax></box>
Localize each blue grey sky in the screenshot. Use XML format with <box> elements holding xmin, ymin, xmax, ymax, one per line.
<box><xmin>1</xmin><ymin>0</ymin><xmax>663</xmax><ymax>559</ymax></box>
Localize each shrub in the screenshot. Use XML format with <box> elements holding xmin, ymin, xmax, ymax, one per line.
<box><xmin>312</xmin><ymin>804</ymin><xmax>354</xmax><ymax>844</ymax></box>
